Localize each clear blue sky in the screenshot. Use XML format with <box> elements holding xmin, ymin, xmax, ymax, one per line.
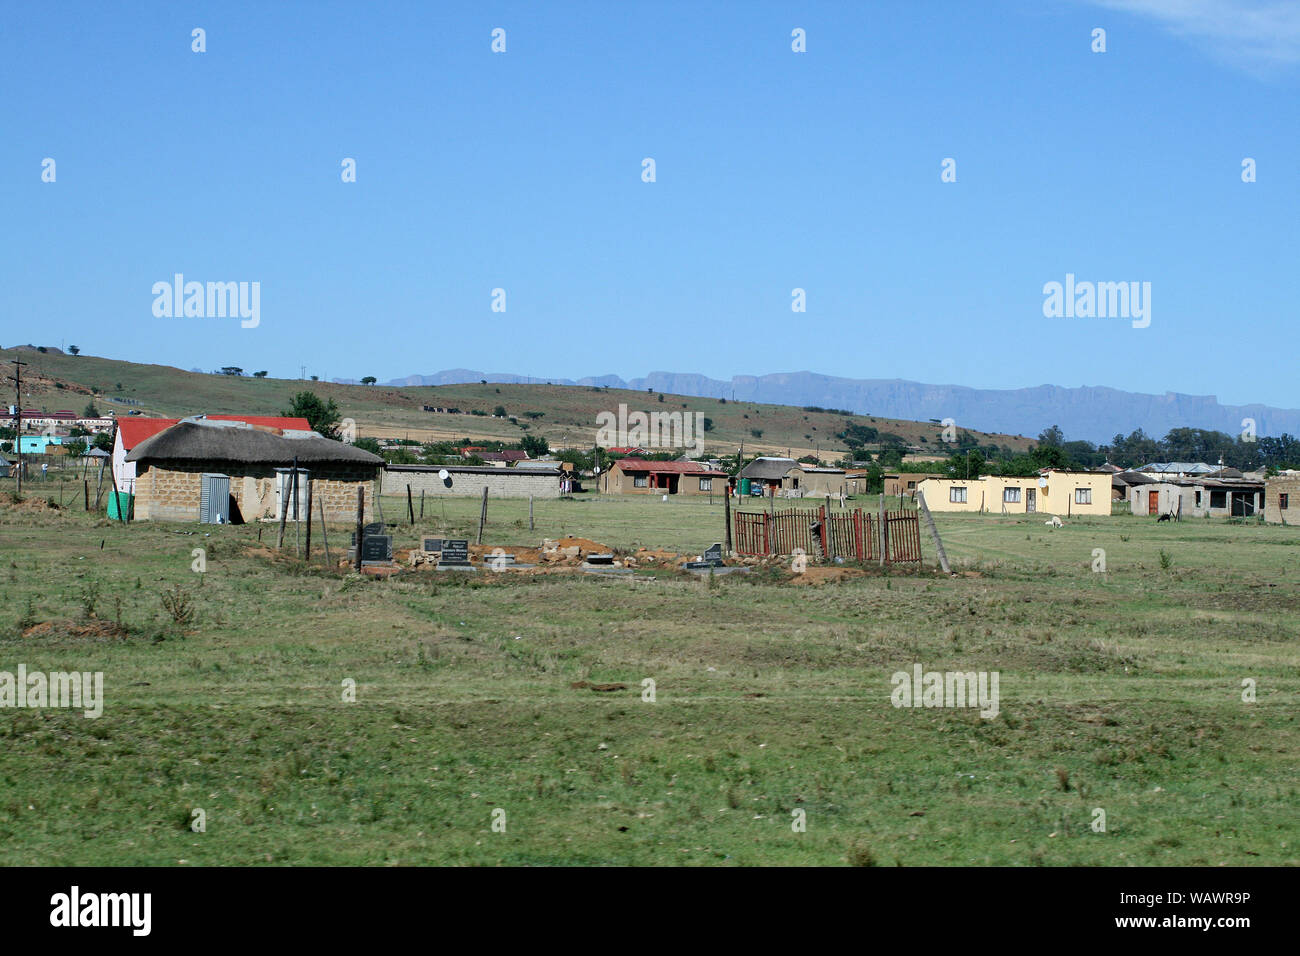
<box><xmin>3</xmin><ymin>1</ymin><xmax>1297</xmax><ymax>407</ymax></box>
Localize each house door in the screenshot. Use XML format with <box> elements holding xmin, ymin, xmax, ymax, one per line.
<box><xmin>1025</xmin><ymin>488</ymin><xmax>1036</xmax><ymax>513</ymax></box>
<box><xmin>1148</xmin><ymin>490</ymin><xmax>1159</xmax><ymax>514</ymax></box>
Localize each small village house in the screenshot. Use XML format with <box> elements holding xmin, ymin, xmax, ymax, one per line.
<box><xmin>602</xmin><ymin>458</ymin><xmax>727</xmax><ymax>496</ymax></box>
<box><xmin>738</xmin><ymin>457</ymin><xmax>847</xmax><ymax>497</ymax></box>
<box><xmin>1126</xmin><ymin>472</ymin><xmax>1264</xmax><ymax>519</ymax></box>
<box><xmin>124</xmin><ymin>418</ymin><xmax>380</xmax><ymax>522</ymax></box>
<box><xmin>1265</xmin><ymin>472</ymin><xmax>1300</xmax><ymax>525</ymax></box>
<box><xmin>112</xmin><ymin>415</ymin><xmax>310</xmax><ymax>495</ymax></box>
<box><xmin>916</xmin><ymin>470</ymin><xmax>1112</xmax><ymax>516</ymax></box>
<box><xmin>884</xmin><ymin>472</ymin><xmax>947</xmax><ymax>498</ymax></box>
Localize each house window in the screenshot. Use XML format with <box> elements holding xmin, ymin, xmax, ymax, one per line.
<box><xmin>1003</xmin><ymin>488</ymin><xmax>1021</xmax><ymax>503</ymax></box>
<box><xmin>1195</xmin><ymin>490</ymin><xmax>1202</xmax><ymax>507</ymax></box>
<box><xmin>1210</xmin><ymin>490</ymin><xmax>1226</xmax><ymax>509</ymax></box>
<box><xmin>906</xmin><ymin>481</ymin><xmax>917</xmax><ymax>490</ymax></box>
<box><xmin>950</xmin><ymin>487</ymin><xmax>968</xmax><ymax>503</ymax></box>
<box><xmin>1074</xmin><ymin>488</ymin><xmax>1091</xmax><ymax>504</ymax></box>
<box><xmin>1280</xmin><ymin>493</ymin><xmax>1289</xmax><ymax>510</ymax></box>
<box><xmin>699</xmin><ymin>478</ymin><xmax>712</xmax><ymax>491</ymax></box>
<box><xmin>633</xmin><ymin>475</ymin><xmax>648</xmax><ymax>488</ymax></box>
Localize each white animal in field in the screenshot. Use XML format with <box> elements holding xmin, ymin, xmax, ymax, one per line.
<box><xmin>1045</xmin><ymin>515</ymin><xmax>1063</xmax><ymax>528</ymax></box>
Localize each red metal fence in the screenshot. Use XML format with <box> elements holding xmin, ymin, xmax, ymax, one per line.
<box><xmin>733</xmin><ymin>505</ymin><xmax>921</xmax><ymax>564</ymax></box>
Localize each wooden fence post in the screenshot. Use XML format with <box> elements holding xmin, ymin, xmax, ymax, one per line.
<box><xmin>477</xmin><ymin>486</ymin><xmax>488</xmax><ymax>544</ymax></box>
<box><xmin>318</xmin><ymin>493</ymin><xmax>331</xmax><ymax>566</ymax></box>
<box><xmin>407</xmin><ymin>484</ymin><xmax>415</xmax><ymax>525</ymax></box>
<box><xmin>878</xmin><ymin>494</ymin><xmax>886</xmax><ymax>566</ymax></box>
<box><xmin>723</xmin><ymin>485</ymin><xmax>732</xmax><ymax>554</ymax></box>
<box><xmin>917</xmin><ymin>491</ymin><xmax>952</xmax><ymax>575</ymax></box>
<box><xmin>354</xmin><ymin>486</ymin><xmax>365</xmax><ymax>573</ymax></box>
<box><xmin>529</xmin><ymin>495</ymin><xmax>535</xmax><ymax>531</ymax></box>
<box><xmin>304</xmin><ymin>479</ymin><xmax>313</xmax><ymax>561</ymax></box>
<box><xmin>84</xmin><ymin>479</ymin><xmax>90</xmax><ymax>511</ymax></box>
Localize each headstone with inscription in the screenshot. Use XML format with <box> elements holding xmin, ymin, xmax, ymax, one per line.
<box><xmin>438</xmin><ymin>539</ymin><xmax>471</xmax><ymax>568</ymax></box>
<box><xmin>422</xmin><ymin>537</ymin><xmax>443</xmax><ymax>554</ymax></box>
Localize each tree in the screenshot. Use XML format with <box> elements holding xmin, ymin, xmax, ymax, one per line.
<box><xmin>1037</xmin><ymin>425</ymin><xmax>1064</xmax><ymax>448</ymax></box>
<box><xmin>520</xmin><ymin>434</ymin><xmax>549</xmax><ymax>458</ymax></box>
<box><xmin>68</xmin><ymin>345</ymin><xmax>80</xmax><ymax>356</ymax></box>
<box><xmin>283</xmin><ymin>391</ymin><xmax>342</xmax><ymax>439</ymax></box>
<box><xmin>64</xmin><ymin>439</ymin><xmax>87</xmax><ymax>459</ymax></box>
<box><xmin>361</xmin><ymin>376</ymin><xmax>377</xmax><ymax>386</ymax></box>
<box><xmin>82</xmin><ymin>401</ymin><xmax>99</xmax><ymax>418</ymax></box>
<box><xmin>220</xmin><ymin>367</ymin><xmax>243</xmax><ymax>377</ymax></box>
<box><xmin>253</xmin><ymin>370</ymin><xmax>268</xmax><ymax>378</ymax></box>
<box><xmin>91</xmin><ymin>432</ymin><xmax>112</xmax><ymax>452</ymax></box>
<box><xmin>493</xmin><ymin>405</ymin><xmax>508</xmax><ymax>418</ymax></box>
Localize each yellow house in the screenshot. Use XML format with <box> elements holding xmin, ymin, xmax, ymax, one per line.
<box><xmin>917</xmin><ymin>471</ymin><xmax>1111</xmax><ymax>517</ymax></box>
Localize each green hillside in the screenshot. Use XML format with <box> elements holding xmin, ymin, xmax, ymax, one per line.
<box><xmin>0</xmin><ymin>346</ymin><xmax>1034</xmax><ymax>460</ymax></box>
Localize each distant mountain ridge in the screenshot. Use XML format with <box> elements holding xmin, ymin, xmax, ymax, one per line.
<box><xmin>374</xmin><ymin>370</ymin><xmax>1300</xmax><ymax>444</ymax></box>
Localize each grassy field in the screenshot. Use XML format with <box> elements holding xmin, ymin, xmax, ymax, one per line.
<box><xmin>1</xmin><ymin>492</ymin><xmax>1297</xmax><ymax>866</ymax></box>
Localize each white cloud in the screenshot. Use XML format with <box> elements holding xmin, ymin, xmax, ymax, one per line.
<box><xmin>1085</xmin><ymin>0</ymin><xmax>1300</xmax><ymax>74</ymax></box>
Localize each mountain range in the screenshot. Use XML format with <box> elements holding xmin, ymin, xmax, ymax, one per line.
<box><xmin>371</xmin><ymin>370</ymin><xmax>1300</xmax><ymax>445</ymax></box>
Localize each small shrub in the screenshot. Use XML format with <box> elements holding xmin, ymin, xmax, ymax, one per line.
<box><xmin>848</xmin><ymin>840</ymin><xmax>878</xmax><ymax>867</ymax></box>
<box><xmin>1158</xmin><ymin>550</ymin><xmax>1172</xmax><ymax>570</ymax></box>
<box><xmin>80</xmin><ymin>581</ymin><xmax>101</xmax><ymax>619</ymax></box>
<box><xmin>160</xmin><ymin>585</ymin><xmax>196</xmax><ymax>627</ymax></box>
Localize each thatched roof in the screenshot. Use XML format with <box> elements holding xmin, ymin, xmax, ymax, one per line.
<box><xmin>126</xmin><ymin>421</ymin><xmax>383</xmax><ymax>466</ymax></box>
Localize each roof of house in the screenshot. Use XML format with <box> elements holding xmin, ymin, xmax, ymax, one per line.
<box><xmin>613</xmin><ymin>458</ymin><xmax>727</xmax><ymax>476</ymax></box>
<box><xmin>1135</xmin><ymin>461</ymin><xmax>1221</xmax><ymax>475</ymax></box>
<box><xmin>126</xmin><ymin>420</ymin><xmax>382</xmax><ymax>466</ymax></box>
<box><xmin>479</xmin><ymin>450</ymin><xmax>530</xmax><ymax>462</ymax></box>
<box><xmin>116</xmin><ymin>415</ymin><xmax>311</xmax><ymax>450</ymax></box>
<box><xmin>738</xmin><ymin>457</ymin><xmax>799</xmax><ymax>480</ymax></box>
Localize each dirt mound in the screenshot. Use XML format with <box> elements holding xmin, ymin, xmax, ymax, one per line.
<box><xmin>0</xmin><ymin>492</ymin><xmax>60</xmax><ymax>513</ymax></box>
<box><xmin>570</xmin><ymin>681</ymin><xmax>628</xmax><ymax>692</ymax></box>
<box><xmin>556</xmin><ymin>537</ymin><xmax>610</xmax><ymax>554</ymax></box>
<box><xmin>22</xmin><ymin>619</ymin><xmax>129</xmax><ymax>640</ymax></box>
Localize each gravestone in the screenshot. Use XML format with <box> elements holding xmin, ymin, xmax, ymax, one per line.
<box><xmin>351</xmin><ymin>523</ymin><xmax>385</xmax><ymax>546</ymax></box>
<box><xmin>422</xmin><ymin>537</ymin><xmax>443</xmax><ymax>553</ymax></box>
<box><xmin>438</xmin><ymin>539</ymin><xmax>471</xmax><ymax>567</ymax></box>
<box><xmin>703</xmin><ymin>542</ymin><xmax>724</xmax><ymax>566</ymax></box>
<box><xmin>360</xmin><ymin>535</ymin><xmax>393</xmax><ymax>563</ymax></box>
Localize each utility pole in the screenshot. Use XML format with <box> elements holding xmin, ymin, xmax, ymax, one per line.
<box><xmin>8</xmin><ymin>360</ymin><xmax>26</xmax><ymax>494</ymax></box>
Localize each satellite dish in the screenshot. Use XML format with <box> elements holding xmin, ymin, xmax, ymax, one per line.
<box><xmin>438</xmin><ymin>469</ymin><xmax>450</xmax><ymax>480</ymax></box>
<box><xmin>1037</xmin><ymin>477</ymin><xmax>1048</xmax><ymax>488</ymax></box>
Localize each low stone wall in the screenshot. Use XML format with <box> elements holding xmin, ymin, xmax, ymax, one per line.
<box><xmin>382</xmin><ymin>465</ymin><xmax>562</xmax><ymax>499</ymax></box>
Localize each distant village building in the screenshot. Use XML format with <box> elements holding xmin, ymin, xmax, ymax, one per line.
<box><xmin>602</xmin><ymin>459</ymin><xmax>727</xmax><ymax>496</ymax></box>
<box><xmin>1265</xmin><ymin>472</ymin><xmax>1300</xmax><ymax>525</ymax></box>
<box><xmin>1125</xmin><ymin>473</ymin><xmax>1265</xmax><ymax>518</ymax></box>
<box><xmin>917</xmin><ymin>471</ymin><xmax>1112</xmax><ymax>516</ymax></box>
<box><xmin>884</xmin><ymin>472</ymin><xmax>947</xmax><ymax>498</ymax></box>
<box><xmin>737</xmin><ymin>457</ymin><xmax>847</xmax><ymax>497</ymax></box>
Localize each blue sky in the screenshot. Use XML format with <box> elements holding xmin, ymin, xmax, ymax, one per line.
<box><xmin>3</xmin><ymin>0</ymin><xmax>1297</xmax><ymax>408</ymax></box>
